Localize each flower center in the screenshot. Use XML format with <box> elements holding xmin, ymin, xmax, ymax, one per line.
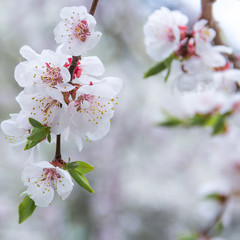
<box><xmin>41</xmin><ymin>63</ymin><xmax>63</xmax><ymax>86</ymax></box>
<box><xmin>43</xmin><ymin>168</ymin><xmax>61</xmax><ymax>181</ymax></box>
<box><xmin>73</xmin><ymin>20</ymin><xmax>91</xmax><ymax>42</ymax></box>
<box><xmin>167</xmin><ymin>28</ymin><xmax>175</xmax><ymax>42</ymax></box>
<box><xmin>74</xmin><ymin>94</ymin><xmax>93</xmax><ymax>111</ymax></box>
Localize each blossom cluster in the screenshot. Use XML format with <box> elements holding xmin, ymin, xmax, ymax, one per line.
<box><xmin>143</xmin><ymin>7</ymin><xmax>240</xmax><ymax>133</ymax></box>
<box><xmin>1</xmin><ymin>5</ymin><xmax>122</xmax><ymax>217</ymax></box>
<box><xmin>144</xmin><ymin>6</ymin><xmax>240</xmax><ymax>240</ymax></box>
<box><xmin>144</xmin><ymin>7</ymin><xmax>240</xmax><ymax>92</ymax></box>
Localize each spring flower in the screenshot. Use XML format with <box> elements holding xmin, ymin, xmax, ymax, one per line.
<box><xmin>64</xmin><ymin>56</ymin><xmax>104</xmax><ymax>83</ymax></box>
<box><xmin>67</xmin><ymin>77</ymin><xmax>122</xmax><ymax>151</ymax></box>
<box><xmin>143</xmin><ymin>7</ymin><xmax>188</xmax><ymax>61</ymax></box>
<box><xmin>15</xmin><ymin>46</ymin><xmax>74</xmax><ymax>93</ymax></box>
<box><xmin>54</xmin><ymin>6</ymin><xmax>102</xmax><ymax>55</ymax></box>
<box><xmin>1</xmin><ymin>113</ymin><xmax>38</xmax><ymax>162</ymax></box>
<box><xmin>16</xmin><ymin>89</ymin><xmax>69</xmax><ymax>135</ymax></box>
<box><xmin>194</xmin><ymin>19</ymin><xmax>232</xmax><ymax>68</ymax></box>
<box><xmin>22</xmin><ymin>161</ymin><xmax>74</xmax><ymax>207</ymax></box>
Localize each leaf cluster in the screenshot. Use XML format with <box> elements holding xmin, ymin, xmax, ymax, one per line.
<box><xmin>24</xmin><ymin>118</ymin><xmax>51</xmax><ymax>150</ymax></box>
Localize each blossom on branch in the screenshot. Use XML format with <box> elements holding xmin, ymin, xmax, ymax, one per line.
<box><xmin>15</xmin><ymin>46</ymin><xmax>74</xmax><ymax>92</ymax></box>
<box><xmin>67</xmin><ymin>77</ymin><xmax>122</xmax><ymax>151</ymax></box>
<box><xmin>54</xmin><ymin>6</ymin><xmax>102</xmax><ymax>55</ymax></box>
<box><xmin>143</xmin><ymin>7</ymin><xmax>188</xmax><ymax>62</ymax></box>
<box><xmin>22</xmin><ymin>161</ymin><xmax>74</xmax><ymax>207</ymax></box>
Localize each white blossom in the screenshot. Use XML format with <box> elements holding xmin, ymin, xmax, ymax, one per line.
<box><xmin>22</xmin><ymin>161</ymin><xmax>73</xmax><ymax>207</ymax></box>
<box><xmin>16</xmin><ymin>89</ymin><xmax>69</xmax><ymax>135</ymax></box>
<box><xmin>66</xmin><ymin>77</ymin><xmax>122</xmax><ymax>151</ymax></box>
<box><xmin>15</xmin><ymin>46</ymin><xmax>74</xmax><ymax>93</ymax></box>
<box><xmin>194</xmin><ymin>20</ymin><xmax>232</xmax><ymax>68</ymax></box>
<box><xmin>143</xmin><ymin>7</ymin><xmax>188</xmax><ymax>61</ymax></box>
<box><xmin>54</xmin><ymin>6</ymin><xmax>102</xmax><ymax>55</ymax></box>
<box><xmin>1</xmin><ymin>113</ymin><xmax>38</xmax><ymax>162</ymax></box>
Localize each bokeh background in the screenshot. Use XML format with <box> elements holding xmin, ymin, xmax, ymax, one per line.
<box><xmin>1</xmin><ymin>0</ymin><xmax>240</xmax><ymax>239</ymax></box>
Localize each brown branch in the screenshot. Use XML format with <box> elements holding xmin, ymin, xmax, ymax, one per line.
<box><xmin>200</xmin><ymin>0</ymin><xmax>223</xmax><ymax>45</ymax></box>
<box><xmin>55</xmin><ymin>134</ymin><xmax>62</xmax><ymax>159</ymax></box>
<box><xmin>90</xmin><ymin>0</ymin><xmax>99</xmax><ymax>16</ymax></box>
<box><xmin>68</xmin><ymin>56</ymin><xmax>81</xmax><ymax>83</ymax></box>
<box><xmin>200</xmin><ymin>0</ymin><xmax>240</xmax><ymax>68</ymax></box>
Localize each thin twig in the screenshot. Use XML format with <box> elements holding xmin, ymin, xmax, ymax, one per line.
<box><xmin>68</xmin><ymin>56</ymin><xmax>81</xmax><ymax>83</ymax></box>
<box><xmin>200</xmin><ymin>0</ymin><xmax>223</xmax><ymax>45</ymax></box>
<box><xmin>200</xmin><ymin>0</ymin><xmax>240</xmax><ymax>68</ymax></box>
<box><xmin>90</xmin><ymin>0</ymin><xmax>99</xmax><ymax>16</ymax></box>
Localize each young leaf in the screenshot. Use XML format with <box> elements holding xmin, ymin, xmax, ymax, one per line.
<box><xmin>27</xmin><ymin>127</ymin><xmax>48</xmax><ymax>141</ymax></box>
<box><xmin>205</xmin><ymin>193</ymin><xmax>228</xmax><ymax>203</ymax></box>
<box><xmin>164</xmin><ymin>59</ymin><xmax>172</xmax><ymax>82</ymax></box>
<box><xmin>25</xmin><ymin>126</ymin><xmax>51</xmax><ymax>150</ymax></box>
<box><xmin>189</xmin><ymin>113</ymin><xmax>211</xmax><ymax>126</ymax></box>
<box><xmin>24</xmin><ymin>139</ymin><xmax>41</xmax><ymax>150</ymax></box>
<box><xmin>212</xmin><ymin>221</ymin><xmax>224</xmax><ymax>236</ymax></box>
<box><xmin>178</xmin><ymin>232</ymin><xmax>198</xmax><ymax>240</ymax></box>
<box><xmin>47</xmin><ymin>133</ymin><xmax>51</xmax><ymax>143</ymax></box>
<box><xmin>19</xmin><ymin>195</ymin><xmax>36</xmax><ymax>224</ymax></box>
<box><xmin>212</xmin><ymin>115</ymin><xmax>226</xmax><ymax>135</ymax></box>
<box><xmin>29</xmin><ymin>118</ymin><xmax>45</xmax><ymax>128</ymax></box>
<box><xmin>144</xmin><ymin>54</ymin><xmax>174</xmax><ymax>78</ymax></box>
<box><xmin>66</xmin><ymin>161</ymin><xmax>94</xmax><ymax>174</ymax></box>
<box><xmin>68</xmin><ymin>169</ymin><xmax>94</xmax><ymax>193</ymax></box>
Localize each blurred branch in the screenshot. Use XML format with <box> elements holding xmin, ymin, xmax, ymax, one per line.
<box><xmin>200</xmin><ymin>0</ymin><xmax>222</xmax><ymax>45</ymax></box>
<box><xmin>200</xmin><ymin>0</ymin><xmax>240</xmax><ymax>68</ymax></box>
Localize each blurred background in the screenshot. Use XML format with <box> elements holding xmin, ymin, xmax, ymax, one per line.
<box><xmin>1</xmin><ymin>0</ymin><xmax>240</xmax><ymax>239</ymax></box>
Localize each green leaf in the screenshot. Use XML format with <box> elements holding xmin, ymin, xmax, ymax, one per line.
<box><xmin>24</xmin><ymin>139</ymin><xmax>40</xmax><ymax>150</ymax></box>
<box><xmin>47</xmin><ymin>133</ymin><xmax>51</xmax><ymax>143</ymax></box>
<box><xmin>27</xmin><ymin>127</ymin><xmax>48</xmax><ymax>141</ymax></box>
<box><xmin>212</xmin><ymin>221</ymin><xmax>224</xmax><ymax>236</ymax></box>
<box><xmin>212</xmin><ymin>115</ymin><xmax>226</xmax><ymax>135</ymax></box>
<box><xmin>159</xmin><ymin>117</ymin><xmax>184</xmax><ymax>127</ymax></box>
<box><xmin>66</xmin><ymin>161</ymin><xmax>94</xmax><ymax>174</ymax></box>
<box><xmin>164</xmin><ymin>59</ymin><xmax>172</xmax><ymax>82</ymax></box>
<box><xmin>25</xmin><ymin>125</ymin><xmax>51</xmax><ymax>150</ymax></box>
<box><xmin>29</xmin><ymin>118</ymin><xmax>45</xmax><ymax>128</ymax></box>
<box><xmin>144</xmin><ymin>54</ymin><xmax>174</xmax><ymax>78</ymax></box>
<box><xmin>178</xmin><ymin>232</ymin><xmax>198</xmax><ymax>240</ymax></box>
<box><xmin>18</xmin><ymin>195</ymin><xmax>36</xmax><ymax>224</ymax></box>
<box><xmin>205</xmin><ymin>193</ymin><xmax>227</xmax><ymax>203</ymax></box>
<box><xmin>189</xmin><ymin>113</ymin><xmax>211</xmax><ymax>126</ymax></box>
<box><xmin>68</xmin><ymin>169</ymin><xmax>94</xmax><ymax>193</ymax></box>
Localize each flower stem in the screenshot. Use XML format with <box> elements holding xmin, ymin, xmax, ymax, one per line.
<box><xmin>55</xmin><ymin>134</ymin><xmax>62</xmax><ymax>159</ymax></box>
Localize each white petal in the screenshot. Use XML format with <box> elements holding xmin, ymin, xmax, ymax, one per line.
<box><xmin>56</xmin><ymin>82</ymin><xmax>75</xmax><ymax>92</ymax></box>
<box><xmin>20</xmin><ymin>45</ymin><xmax>39</xmax><ymax>61</ymax></box>
<box><xmin>60</xmin><ymin>6</ymin><xmax>88</xmax><ymax>20</ymax></box>
<box><xmin>55</xmin><ymin>168</ymin><xmax>74</xmax><ymax>200</ymax></box>
<box><xmin>1</xmin><ymin>119</ymin><xmax>26</xmax><ymax>137</ymax></box>
<box><xmin>80</xmin><ymin>56</ymin><xmax>105</xmax><ymax>76</ymax></box>
<box><xmin>9</xmin><ymin>141</ymin><xmax>36</xmax><ymax>163</ymax></box>
<box><xmin>22</xmin><ymin>164</ymin><xmax>44</xmax><ymax>186</ymax></box>
<box><xmin>87</xmin><ymin>120</ymin><xmax>111</xmax><ymax>141</ymax></box>
<box><xmin>54</xmin><ymin>22</ymin><xmax>70</xmax><ymax>44</ymax></box>
<box><xmin>27</xmin><ymin>182</ymin><xmax>54</xmax><ymax>207</ymax></box>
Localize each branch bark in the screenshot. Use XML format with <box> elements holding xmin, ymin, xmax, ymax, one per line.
<box><xmin>200</xmin><ymin>0</ymin><xmax>223</xmax><ymax>45</ymax></box>
<box><xmin>200</xmin><ymin>0</ymin><xmax>240</xmax><ymax>68</ymax></box>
